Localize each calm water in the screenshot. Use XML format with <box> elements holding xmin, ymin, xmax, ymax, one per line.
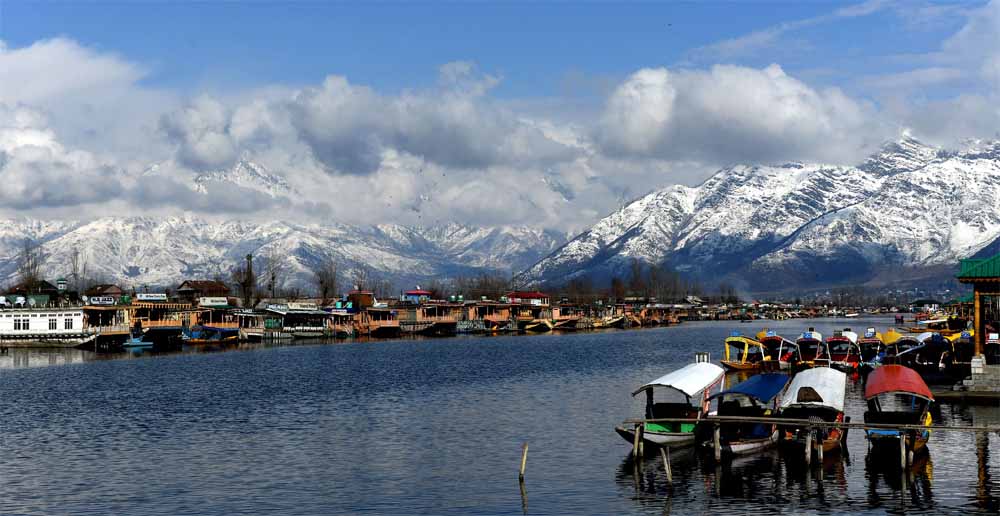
<box><xmin>0</xmin><ymin>317</ymin><xmax>997</xmax><ymax>515</ymax></box>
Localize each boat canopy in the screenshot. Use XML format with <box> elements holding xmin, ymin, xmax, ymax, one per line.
<box><xmin>709</xmin><ymin>373</ymin><xmax>789</xmax><ymax>404</ymax></box>
<box><xmin>859</xmin><ymin>327</ymin><xmax>883</xmax><ymax>342</ymax></box>
<box><xmin>779</xmin><ymin>367</ymin><xmax>846</xmax><ymax>413</ymax></box>
<box><xmin>864</xmin><ymin>364</ymin><xmax>934</xmax><ymax>401</ymax></box>
<box><xmin>632</xmin><ymin>362</ymin><xmax>725</xmax><ymax>398</ymax></box>
<box><xmin>798</xmin><ymin>331</ymin><xmax>823</xmax><ymax>342</ymax></box>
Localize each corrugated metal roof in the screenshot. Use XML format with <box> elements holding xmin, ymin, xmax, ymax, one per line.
<box><xmin>958</xmin><ymin>256</ymin><xmax>1000</xmax><ymax>280</ymax></box>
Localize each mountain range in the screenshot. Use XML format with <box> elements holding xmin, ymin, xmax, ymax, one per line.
<box><xmin>0</xmin><ymin>217</ymin><xmax>565</xmax><ymax>293</ymax></box>
<box><xmin>521</xmin><ymin>137</ymin><xmax>1000</xmax><ymax>293</ymax></box>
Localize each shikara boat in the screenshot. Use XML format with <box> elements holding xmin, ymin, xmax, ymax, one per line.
<box><xmin>615</xmin><ymin>362</ymin><xmax>725</xmax><ymax>450</ymax></box>
<box><xmin>864</xmin><ymin>365</ymin><xmax>934</xmax><ymax>456</ymax></box>
<box><xmin>826</xmin><ymin>329</ymin><xmax>861</xmax><ymax>372</ymax></box>
<box><xmin>702</xmin><ymin>373</ymin><xmax>790</xmax><ymax>457</ymax></box>
<box><xmin>943</xmin><ymin>330</ymin><xmax>975</xmax><ymax>378</ymax></box>
<box><xmin>757</xmin><ymin>329</ymin><xmax>800</xmax><ymax>370</ymax></box>
<box><xmin>879</xmin><ymin>332</ymin><xmax>921</xmax><ymax>366</ymax></box>
<box><xmin>183</xmin><ymin>325</ymin><xmax>240</xmax><ymax>344</ymax></box>
<box><xmin>553</xmin><ymin>317</ymin><xmax>580</xmax><ymax>330</ymax></box>
<box><xmin>796</xmin><ymin>329</ymin><xmax>827</xmax><ymax>368</ymax></box>
<box><xmin>778</xmin><ymin>367</ymin><xmax>847</xmax><ymax>459</ymax></box>
<box><xmin>858</xmin><ymin>327</ymin><xmax>884</xmax><ymax>374</ymax></box>
<box><xmin>721</xmin><ymin>332</ymin><xmax>768</xmax><ymax>372</ymax></box>
<box><xmin>524</xmin><ymin>319</ymin><xmax>554</xmax><ymax>332</ymax></box>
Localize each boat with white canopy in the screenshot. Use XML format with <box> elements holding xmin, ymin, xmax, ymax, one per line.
<box><xmin>616</xmin><ymin>362</ymin><xmax>725</xmax><ymax>450</ymax></box>
<box><xmin>778</xmin><ymin>367</ymin><xmax>848</xmax><ymax>460</ymax></box>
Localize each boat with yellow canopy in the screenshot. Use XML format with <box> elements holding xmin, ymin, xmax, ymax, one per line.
<box><xmin>721</xmin><ymin>331</ymin><xmax>768</xmax><ymax>372</ymax></box>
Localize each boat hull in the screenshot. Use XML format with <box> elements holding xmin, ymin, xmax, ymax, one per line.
<box><xmin>703</xmin><ymin>430</ymin><xmax>779</xmax><ymax>457</ymax></box>
<box><xmin>615</xmin><ymin>426</ymin><xmax>698</xmax><ymax>451</ymax></box>
<box><xmin>720</xmin><ymin>360</ymin><xmax>762</xmax><ymax>372</ymax></box>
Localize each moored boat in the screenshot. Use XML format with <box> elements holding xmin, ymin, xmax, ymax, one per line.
<box><xmin>858</xmin><ymin>327</ymin><xmax>884</xmax><ymax>374</ymax></box>
<box><xmin>702</xmin><ymin>373</ymin><xmax>790</xmax><ymax>457</ymax></box>
<box><xmin>826</xmin><ymin>329</ymin><xmax>861</xmax><ymax>372</ymax></box>
<box><xmin>796</xmin><ymin>328</ymin><xmax>827</xmax><ymax>368</ymax></box>
<box><xmin>721</xmin><ymin>332</ymin><xmax>767</xmax><ymax>372</ymax></box>
<box><xmin>183</xmin><ymin>325</ymin><xmax>240</xmax><ymax>344</ymax></box>
<box><xmin>863</xmin><ymin>365</ymin><xmax>934</xmax><ymax>458</ymax></box>
<box><xmin>757</xmin><ymin>329</ymin><xmax>800</xmax><ymax>371</ymax></box>
<box><xmin>778</xmin><ymin>367</ymin><xmax>847</xmax><ymax>460</ymax></box>
<box><xmin>615</xmin><ymin>362</ymin><xmax>724</xmax><ymax>451</ymax></box>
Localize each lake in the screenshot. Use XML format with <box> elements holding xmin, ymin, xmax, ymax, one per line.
<box><xmin>0</xmin><ymin>317</ymin><xmax>996</xmax><ymax>515</ymax></box>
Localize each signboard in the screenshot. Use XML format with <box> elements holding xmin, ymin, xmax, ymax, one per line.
<box><xmin>137</xmin><ymin>293</ymin><xmax>168</xmax><ymax>302</ymax></box>
<box><xmin>287</xmin><ymin>302</ymin><xmax>318</xmax><ymax>311</ymax></box>
<box><xmin>89</xmin><ymin>296</ymin><xmax>116</xmax><ymax>306</ymax></box>
<box><xmin>198</xmin><ymin>297</ymin><xmax>230</xmax><ymax>308</ymax></box>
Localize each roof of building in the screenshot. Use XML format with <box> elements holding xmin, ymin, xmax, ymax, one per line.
<box><xmin>506</xmin><ymin>291</ymin><xmax>549</xmax><ymax>299</ymax></box>
<box><xmin>404</xmin><ymin>289</ymin><xmax>434</xmax><ymax>296</ymax></box>
<box><xmin>958</xmin><ymin>255</ymin><xmax>1000</xmax><ymax>282</ymax></box>
<box><xmin>178</xmin><ymin>280</ymin><xmax>230</xmax><ymax>291</ymax></box>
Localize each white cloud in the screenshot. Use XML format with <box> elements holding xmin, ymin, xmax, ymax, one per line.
<box><xmin>597</xmin><ymin>64</ymin><xmax>884</xmax><ymax>165</ymax></box>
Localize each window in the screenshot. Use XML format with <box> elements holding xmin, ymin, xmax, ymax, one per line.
<box><xmin>64</xmin><ymin>318</ymin><xmax>73</xmax><ymax>330</ymax></box>
<box><xmin>14</xmin><ymin>318</ymin><xmax>27</xmax><ymax>331</ymax></box>
<box><xmin>49</xmin><ymin>318</ymin><xmax>57</xmax><ymax>330</ymax></box>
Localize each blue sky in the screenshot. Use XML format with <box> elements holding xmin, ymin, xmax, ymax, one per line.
<box><xmin>0</xmin><ymin>1</ymin><xmax>969</xmax><ymax>97</ymax></box>
<box><xmin>0</xmin><ymin>1</ymin><xmax>997</xmax><ymax>228</ymax></box>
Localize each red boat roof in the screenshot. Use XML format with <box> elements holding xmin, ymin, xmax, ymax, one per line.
<box><xmin>864</xmin><ymin>365</ymin><xmax>934</xmax><ymax>401</ymax></box>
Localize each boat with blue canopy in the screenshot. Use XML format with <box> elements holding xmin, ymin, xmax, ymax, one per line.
<box><xmin>702</xmin><ymin>373</ymin><xmax>790</xmax><ymax>457</ymax></box>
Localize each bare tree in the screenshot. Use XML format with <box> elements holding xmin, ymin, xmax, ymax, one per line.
<box><xmin>232</xmin><ymin>253</ymin><xmax>256</xmax><ymax>307</ymax></box>
<box><xmin>257</xmin><ymin>247</ymin><xmax>288</xmax><ymax>299</ymax></box>
<box><xmin>17</xmin><ymin>239</ymin><xmax>43</xmax><ymax>288</ymax></box>
<box><xmin>313</xmin><ymin>257</ymin><xmax>338</xmax><ymax>304</ymax></box>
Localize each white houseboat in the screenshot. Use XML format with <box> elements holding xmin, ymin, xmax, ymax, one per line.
<box><xmin>0</xmin><ymin>307</ymin><xmax>96</xmax><ymax>347</ymax></box>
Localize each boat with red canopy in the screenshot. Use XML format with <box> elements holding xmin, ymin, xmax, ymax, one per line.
<box><xmin>863</xmin><ymin>365</ymin><xmax>934</xmax><ymax>457</ymax></box>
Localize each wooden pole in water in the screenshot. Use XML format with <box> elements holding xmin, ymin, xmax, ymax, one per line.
<box><xmin>816</xmin><ymin>435</ymin><xmax>824</xmax><ymax>463</ymax></box>
<box><xmin>804</xmin><ymin>429</ymin><xmax>813</xmax><ymax>466</ymax></box>
<box><xmin>899</xmin><ymin>435</ymin><xmax>907</xmax><ymax>469</ymax></box>
<box><xmin>633</xmin><ymin>424</ymin><xmax>642</xmax><ymax>459</ymax></box>
<box><xmin>637</xmin><ymin>423</ymin><xmax>644</xmax><ymax>456</ymax></box>
<box><xmin>714</xmin><ymin>424</ymin><xmax>722</xmax><ymax>462</ymax></box>
<box><xmin>519</xmin><ymin>443</ymin><xmax>529</xmax><ymax>481</ymax></box>
<box><xmin>660</xmin><ymin>447</ymin><xmax>673</xmax><ymax>484</ymax></box>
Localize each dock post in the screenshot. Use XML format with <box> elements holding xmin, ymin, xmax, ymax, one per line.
<box><xmin>519</xmin><ymin>443</ymin><xmax>529</xmax><ymax>481</ymax></box>
<box><xmin>660</xmin><ymin>447</ymin><xmax>672</xmax><ymax>484</ymax></box>
<box><xmin>632</xmin><ymin>424</ymin><xmax>642</xmax><ymax>459</ymax></box>
<box><xmin>804</xmin><ymin>429</ymin><xmax>813</xmax><ymax>466</ymax></box>
<box><xmin>713</xmin><ymin>423</ymin><xmax>722</xmax><ymax>462</ymax></box>
<box><xmin>816</xmin><ymin>434</ymin><xmax>824</xmax><ymax>463</ymax></box>
<box><xmin>899</xmin><ymin>434</ymin><xmax>907</xmax><ymax>469</ymax></box>
<box><xmin>637</xmin><ymin>423</ymin><xmax>644</xmax><ymax>456</ymax></box>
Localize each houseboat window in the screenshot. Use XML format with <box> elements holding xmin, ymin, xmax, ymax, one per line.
<box><xmin>65</xmin><ymin>318</ymin><xmax>73</xmax><ymax>330</ymax></box>
<box><xmin>49</xmin><ymin>318</ymin><xmax>57</xmax><ymax>330</ymax></box>
<box><xmin>14</xmin><ymin>318</ymin><xmax>27</xmax><ymax>330</ymax></box>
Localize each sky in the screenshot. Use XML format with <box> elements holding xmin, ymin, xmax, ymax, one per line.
<box><xmin>0</xmin><ymin>0</ymin><xmax>998</xmax><ymax>231</ymax></box>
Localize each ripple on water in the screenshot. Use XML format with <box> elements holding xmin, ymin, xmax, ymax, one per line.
<box><xmin>0</xmin><ymin>318</ymin><xmax>995</xmax><ymax>515</ymax></box>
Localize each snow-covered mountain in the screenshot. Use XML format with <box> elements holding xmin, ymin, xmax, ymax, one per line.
<box><xmin>0</xmin><ymin>217</ymin><xmax>565</xmax><ymax>292</ymax></box>
<box><xmin>521</xmin><ymin>137</ymin><xmax>1000</xmax><ymax>292</ymax></box>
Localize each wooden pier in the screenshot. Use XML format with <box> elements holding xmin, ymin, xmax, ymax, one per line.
<box><xmin>622</xmin><ymin>415</ymin><xmax>1000</xmax><ymax>468</ymax></box>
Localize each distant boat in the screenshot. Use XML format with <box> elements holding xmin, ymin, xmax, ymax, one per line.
<box><xmin>615</xmin><ymin>362</ymin><xmax>724</xmax><ymax>451</ymax></box>
<box><xmin>796</xmin><ymin>330</ymin><xmax>826</xmax><ymax>367</ymax></box>
<box><xmin>826</xmin><ymin>329</ymin><xmax>861</xmax><ymax>372</ymax></box>
<box><xmin>183</xmin><ymin>325</ymin><xmax>239</xmax><ymax>344</ymax></box>
<box><xmin>720</xmin><ymin>332</ymin><xmax>767</xmax><ymax>371</ymax></box>
<box><xmin>757</xmin><ymin>329</ymin><xmax>800</xmax><ymax>370</ymax></box>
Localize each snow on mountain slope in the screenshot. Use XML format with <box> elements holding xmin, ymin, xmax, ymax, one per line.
<box><xmin>523</xmin><ymin>137</ymin><xmax>1000</xmax><ymax>291</ymax></box>
<box><xmin>0</xmin><ymin>217</ymin><xmax>564</xmax><ymax>291</ymax></box>
<box><xmin>193</xmin><ymin>158</ymin><xmax>295</xmax><ymax>197</ymax></box>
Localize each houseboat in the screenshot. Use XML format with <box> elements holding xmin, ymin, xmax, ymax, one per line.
<box><xmin>0</xmin><ymin>306</ymin><xmax>95</xmax><ymax>347</ymax></box>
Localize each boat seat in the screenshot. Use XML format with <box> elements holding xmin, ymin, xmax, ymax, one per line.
<box><xmin>864</xmin><ymin>411</ymin><xmax>920</xmax><ymax>425</ymax></box>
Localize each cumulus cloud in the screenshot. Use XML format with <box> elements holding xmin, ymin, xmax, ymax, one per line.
<box><xmin>597</xmin><ymin>64</ymin><xmax>883</xmax><ymax>165</ymax></box>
